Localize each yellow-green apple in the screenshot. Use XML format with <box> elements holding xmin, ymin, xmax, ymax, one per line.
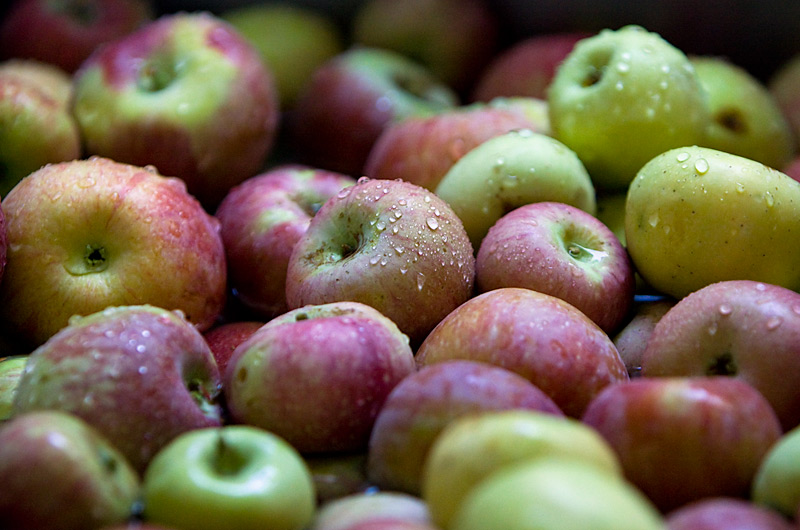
<box><xmin>595</xmin><ymin>191</ymin><xmax>628</xmax><ymax>245</ymax></box>
<box><xmin>0</xmin><ymin>355</ymin><xmax>26</xmax><ymax>421</ymax></box>
<box><xmin>366</xmin><ymin>360</ymin><xmax>564</xmax><ymax>495</ymax></box>
<box><xmin>225</xmin><ymin>301</ymin><xmax>415</xmax><ymax>454</ymax></box>
<box><xmin>350</xmin><ymin>0</ymin><xmax>498</xmax><ymax>92</ymax></box>
<box><xmin>415</xmin><ymin>287</ymin><xmax>629</xmax><ymax>417</ymax></box>
<box><xmin>472</xmin><ymin>31</ymin><xmax>591</xmax><ymax>102</ymax></box>
<box><xmin>12</xmin><ymin>305</ymin><xmax>224</xmax><ymax>473</ymax></box>
<box><xmin>285</xmin><ymin>177</ymin><xmax>475</xmax><ymax>345</ymax></box>
<box><xmin>692</xmin><ymin>55</ymin><xmax>795</xmax><ymax>169</ymax></box>
<box><xmin>0</xmin><ymin>410</ymin><xmax>140</xmax><ymax>530</ymax></box>
<box><xmin>221</xmin><ymin>2</ymin><xmax>344</xmax><ymax>108</ymax></box>
<box><xmin>434</xmin><ymin>129</ymin><xmax>597</xmax><ymax>249</ymax></box>
<box><xmin>581</xmin><ymin>376</ymin><xmax>783</xmax><ymax>512</ymax></box>
<box><xmin>449</xmin><ymin>457</ymin><xmax>664</xmax><ymax>530</ymax></box>
<box><xmin>475</xmin><ymin>201</ymin><xmax>635</xmax><ymax>334</ymax></box>
<box><xmin>485</xmin><ymin>96</ymin><xmax>552</xmax><ymax>135</ymax></box>
<box><xmin>665</xmin><ymin>497</ymin><xmax>796</xmax><ymax>530</ymax></box>
<box><xmin>215</xmin><ymin>164</ymin><xmax>355</xmax><ymax>319</ymax></box>
<box><xmin>421</xmin><ymin>410</ymin><xmax>622</xmax><ymax>529</ymax></box>
<box><xmin>752</xmin><ymin>424</ymin><xmax>800</xmax><ymax>518</ymax></box>
<box><xmin>311</xmin><ymin>491</ymin><xmax>433</xmax><ymax>530</ymax></box>
<box><xmin>202</xmin><ymin>320</ymin><xmax>264</xmax><ymax>377</ymax></box>
<box><xmin>0</xmin><ymin>0</ymin><xmax>153</xmax><ymax>73</ymax></box>
<box><xmin>769</xmin><ymin>53</ymin><xmax>800</xmax><ymax>151</ymax></box>
<box><xmin>641</xmin><ymin>280</ymin><xmax>800</xmax><ymax>430</ymax></box>
<box><xmin>71</xmin><ymin>12</ymin><xmax>280</xmax><ymax>207</ymax></box>
<box><xmin>141</xmin><ymin>425</ymin><xmax>316</xmax><ymax>530</ymax></box>
<box><xmin>625</xmin><ymin>145</ymin><xmax>800</xmax><ymax>298</ymax></box>
<box><xmin>363</xmin><ymin>102</ymin><xmax>540</xmax><ymax>191</ymax></box>
<box><xmin>613</xmin><ymin>296</ymin><xmax>675</xmax><ymax>377</ymax></box>
<box><xmin>548</xmin><ymin>25</ymin><xmax>710</xmax><ymax>191</ymax></box>
<box><xmin>0</xmin><ymin>157</ymin><xmax>227</xmax><ymax>347</ymax></box>
<box><xmin>288</xmin><ymin>46</ymin><xmax>458</xmax><ymax>176</ymax></box>
<box><xmin>0</xmin><ymin>59</ymin><xmax>81</xmax><ymax>197</ymax></box>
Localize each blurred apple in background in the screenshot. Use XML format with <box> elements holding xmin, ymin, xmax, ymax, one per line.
<box><xmin>221</xmin><ymin>2</ymin><xmax>344</xmax><ymax>109</ymax></box>
<box><xmin>12</xmin><ymin>305</ymin><xmax>224</xmax><ymax>473</ymax></box>
<box><xmin>0</xmin><ymin>355</ymin><xmax>26</xmax><ymax>421</ymax></box>
<box><xmin>366</xmin><ymin>360</ymin><xmax>563</xmax><ymax>496</ymax></box>
<box><xmin>311</xmin><ymin>491</ymin><xmax>434</xmax><ymax>530</ymax></box>
<box><xmin>665</xmin><ymin>497</ymin><xmax>795</xmax><ymax>530</ymax></box>
<box><xmin>141</xmin><ymin>425</ymin><xmax>317</xmax><ymax>530</ymax></box>
<box><xmin>285</xmin><ymin>177</ymin><xmax>475</xmax><ymax>345</ymax></box>
<box><xmin>215</xmin><ymin>164</ymin><xmax>355</xmax><ymax>319</ymax></box>
<box><xmin>0</xmin><ymin>0</ymin><xmax>154</xmax><ymax>73</ymax></box>
<box><xmin>0</xmin><ymin>157</ymin><xmax>227</xmax><ymax>347</ymax></box>
<box><xmin>476</xmin><ymin>201</ymin><xmax>635</xmax><ymax>334</ymax></box>
<box><xmin>288</xmin><ymin>46</ymin><xmax>458</xmax><ymax>176</ymax></box>
<box><xmin>350</xmin><ymin>0</ymin><xmax>499</xmax><ymax>93</ymax></box>
<box><xmin>0</xmin><ymin>410</ymin><xmax>140</xmax><ymax>530</ymax></box>
<box><xmin>202</xmin><ymin>320</ymin><xmax>264</xmax><ymax>377</ymax></box>
<box><xmin>769</xmin><ymin>52</ymin><xmax>800</xmax><ymax>152</ymax></box>
<box><xmin>434</xmin><ymin>129</ymin><xmax>596</xmax><ymax>250</ymax></box>
<box><xmin>752</xmin><ymin>423</ymin><xmax>800</xmax><ymax>518</ymax></box>
<box><xmin>71</xmin><ymin>11</ymin><xmax>280</xmax><ymax>208</ymax></box>
<box><xmin>613</xmin><ymin>296</ymin><xmax>675</xmax><ymax>377</ymax></box>
<box><xmin>416</xmin><ymin>287</ymin><xmax>628</xmax><ymax>417</ymax></box>
<box><xmin>225</xmin><ymin>302</ymin><xmax>415</xmax><ymax>454</ymax></box>
<box><xmin>303</xmin><ymin>452</ymin><xmax>371</xmax><ymax>505</ymax></box>
<box><xmin>582</xmin><ymin>376</ymin><xmax>783</xmax><ymax>512</ymax></box>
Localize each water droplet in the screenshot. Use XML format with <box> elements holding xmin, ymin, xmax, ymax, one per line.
<box><xmin>718</xmin><ymin>304</ymin><xmax>732</xmax><ymax>316</ymax></box>
<box><xmin>735</xmin><ymin>182</ymin><xmax>746</xmax><ymax>194</ymax></box>
<box><xmin>426</xmin><ymin>218</ymin><xmax>439</xmax><ymax>230</ymax></box>
<box><xmin>136</xmin><ymin>344</ymin><xmax>146</xmax><ymax>353</ymax></box>
<box><xmin>765</xmin><ymin>191</ymin><xmax>775</xmax><ymax>207</ymax></box>
<box><xmin>707</xmin><ymin>322</ymin><xmax>718</xmax><ymax>335</ymax></box>
<box><xmin>766</xmin><ymin>316</ymin><xmax>783</xmax><ymax>330</ymax></box>
<box><xmin>648</xmin><ymin>212</ymin><xmax>659</xmax><ymax>228</ymax></box>
<box><xmin>616</xmin><ymin>62</ymin><xmax>630</xmax><ymax>73</ymax></box>
<box><xmin>694</xmin><ymin>158</ymin><xmax>709</xmax><ymax>175</ymax></box>
<box><xmin>138</xmin><ymin>366</ymin><xmax>148</xmax><ymax>375</ymax></box>
<box><xmin>615</xmin><ymin>81</ymin><xmax>624</xmax><ymax>90</ymax></box>
<box><xmin>369</xmin><ymin>255</ymin><xmax>381</xmax><ymax>265</ymax></box>
<box><xmin>376</xmin><ymin>221</ymin><xmax>386</xmax><ymax>231</ymax></box>
<box><xmin>676</xmin><ymin>152</ymin><xmax>690</xmax><ymax>162</ymax></box>
<box><xmin>417</xmin><ymin>272</ymin><xmax>426</xmax><ymax>291</ymax></box>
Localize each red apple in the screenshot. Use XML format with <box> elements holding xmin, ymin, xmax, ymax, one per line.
<box><xmin>416</xmin><ymin>287</ymin><xmax>629</xmax><ymax>417</ymax></box>
<box><xmin>312</xmin><ymin>491</ymin><xmax>434</xmax><ymax>530</ymax></box>
<box><xmin>202</xmin><ymin>320</ymin><xmax>264</xmax><ymax>377</ymax></box>
<box><xmin>665</xmin><ymin>497</ymin><xmax>795</xmax><ymax>530</ymax></box>
<box><xmin>613</xmin><ymin>296</ymin><xmax>676</xmax><ymax>377</ymax></box>
<box><xmin>581</xmin><ymin>376</ymin><xmax>783</xmax><ymax>513</ymax></box>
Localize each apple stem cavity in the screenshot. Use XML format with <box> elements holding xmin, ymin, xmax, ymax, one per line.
<box><xmin>706</xmin><ymin>352</ymin><xmax>738</xmax><ymax>376</ymax></box>
<box><xmin>213</xmin><ymin>432</ymin><xmax>248</xmax><ymax>476</ymax></box>
<box><xmin>137</xmin><ymin>58</ymin><xmax>178</xmax><ymax>92</ymax></box>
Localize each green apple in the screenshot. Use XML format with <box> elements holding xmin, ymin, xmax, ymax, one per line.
<box><xmin>449</xmin><ymin>457</ymin><xmax>663</xmax><ymax>530</ymax></box>
<box><xmin>0</xmin><ymin>355</ymin><xmax>26</xmax><ymax>421</ymax></box>
<box><xmin>625</xmin><ymin>145</ymin><xmax>800</xmax><ymax>298</ymax></box>
<box><xmin>142</xmin><ymin>425</ymin><xmax>316</xmax><ymax>530</ymax></box>
<box><xmin>434</xmin><ymin>128</ymin><xmax>596</xmax><ymax>250</ymax></box>
<box><xmin>221</xmin><ymin>3</ymin><xmax>344</xmax><ymax>108</ymax></box>
<box><xmin>595</xmin><ymin>191</ymin><xmax>627</xmax><ymax>245</ymax></box>
<box><xmin>420</xmin><ymin>410</ymin><xmax>622</xmax><ymax>529</ymax></box>
<box><xmin>548</xmin><ymin>25</ymin><xmax>710</xmax><ymax>191</ymax></box>
<box><xmin>752</xmin><ymin>425</ymin><xmax>800</xmax><ymax>517</ymax></box>
<box><xmin>692</xmin><ymin>55</ymin><xmax>795</xmax><ymax>169</ymax></box>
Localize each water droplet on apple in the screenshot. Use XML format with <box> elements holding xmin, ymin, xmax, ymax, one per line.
<box><xmin>694</xmin><ymin>158</ymin><xmax>709</xmax><ymax>175</ymax></box>
<box><xmin>369</xmin><ymin>255</ymin><xmax>380</xmax><ymax>265</ymax></box>
<box><xmin>376</xmin><ymin>221</ymin><xmax>386</xmax><ymax>231</ymax></box>
<box><xmin>337</xmin><ymin>187</ymin><xmax>352</xmax><ymax>199</ymax></box>
<box><xmin>648</xmin><ymin>212</ymin><xmax>659</xmax><ymax>228</ymax></box>
<box><xmin>766</xmin><ymin>316</ymin><xmax>783</xmax><ymax>330</ymax></box>
<box><xmin>417</xmin><ymin>272</ymin><xmax>426</xmax><ymax>291</ymax></box>
<box><xmin>765</xmin><ymin>191</ymin><xmax>775</xmax><ymax>207</ymax></box>
<box><xmin>718</xmin><ymin>304</ymin><xmax>732</xmax><ymax>316</ymax></box>
<box><xmin>616</xmin><ymin>62</ymin><xmax>630</xmax><ymax>73</ymax></box>
<box><xmin>707</xmin><ymin>322</ymin><xmax>718</xmax><ymax>335</ymax></box>
<box><xmin>615</xmin><ymin>81</ymin><xmax>624</xmax><ymax>91</ymax></box>
<box><xmin>426</xmin><ymin>218</ymin><xmax>439</xmax><ymax>230</ymax></box>
<box><xmin>138</xmin><ymin>366</ymin><xmax>148</xmax><ymax>375</ymax></box>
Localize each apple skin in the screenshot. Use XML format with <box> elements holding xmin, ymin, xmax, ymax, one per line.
<box><xmin>0</xmin><ymin>355</ymin><xmax>26</xmax><ymax>421</ymax></box>
<box><xmin>613</xmin><ymin>296</ymin><xmax>676</xmax><ymax>377</ymax></box>
<box><xmin>303</xmin><ymin>452</ymin><xmax>371</xmax><ymax>505</ymax></box>
<box><xmin>0</xmin><ymin>410</ymin><xmax>140</xmax><ymax>530</ymax></box>
<box><xmin>665</xmin><ymin>497</ymin><xmax>795</xmax><ymax>530</ymax></box>
<box><xmin>421</xmin><ymin>410</ymin><xmax>622</xmax><ymax>529</ymax></box>
<box><xmin>624</xmin><ymin>145</ymin><xmax>800</xmax><ymax>299</ymax></box>
<box><xmin>311</xmin><ymin>491</ymin><xmax>434</xmax><ymax>530</ymax></box>
<box><xmin>0</xmin><ymin>0</ymin><xmax>154</xmax><ymax>73</ymax></box>
<box><xmin>581</xmin><ymin>376</ymin><xmax>783</xmax><ymax>513</ymax></box>
<box><xmin>288</xmin><ymin>46</ymin><xmax>458</xmax><ymax>176</ymax></box>
<box><xmin>141</xmin><ymin>425</ymin><xmax>316</xmax><ymax>530</ymax></box>
<box><xmin>641</xmin><ymin>280</ymin><xmax>800</xmax><ymax>431</ymax></box>
<box><xmin>225</xmin><ymin>301</ymin><xmax>416</xmax><ymax>454</ymax></box>
<box><xmin>434</xmin><ymin>129</ymin><xmax>597</xmax><ymax>250</ymax></box>
<box><xmin>416</xmin><ymin>287</ymin><xmax>629</xmax><ymax>418</ymax></box>
<box><xmin>71</xmin><ymin>11</ymin><xmax>280</xmax><ymax>208</ymax></box>
<box><xmin>752</xmin><ymin>423</ymin><xmax>800</xmax><ymax>518</ymax></box>
<box><xmin>215</xmin><ymin>164</ymin><xmax>356</xmax><ymax>319</ymax></box>
<box><xmin>548</xmin><ymin>25</ymin><xmax>710</xmax><ymax>191</ymax></box>
<box><xmin>202</xmin><ymin>320</ymin><xmax>264</xmax><ymax>377</ymax></box>
<box><xmin>285</xmin><ymin>177</ymin><xmax>475</xmax><ymax>346</ymax></box>
<box><xmin>366</xmin><ymin>359</ymin><xmax>564</xmax><ymax>496</ymax></box>
<box><xmin>770</xmin><ymin>53</ymin><xmax>800</xmax><ymax>152</ymax></box>
<box><xmin>12</xmin><ymin>304</ymin><xmax>224</xmax><ymax>473</ymax></box>
<box><xmin>0</xmin><ymin>157</ymin><xmax>227</xmax><ymax>347</ymax></box>
<box><xmin>476</xmin><ymin>201</ymin><xmax>635</xmax><ymax>334</ymax></box>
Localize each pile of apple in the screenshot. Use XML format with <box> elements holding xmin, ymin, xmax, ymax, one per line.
<box><xmin>5</xmin><ymin>0</ymin><xmax>800</xmax><ymax>528</ymax></box>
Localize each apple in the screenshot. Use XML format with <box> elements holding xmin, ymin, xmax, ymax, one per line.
<box><xmin>581</xmin><ymin>376</ymin><xmax>783</xmax><ymax>512</ymax></box>
<box><xmin>202</xmin><ymin>320</ymin><xmax>264</xmax><ymax>377</ymax></box>
<box><xmin>595</xmin><ymin>191</ymin><xmax>628</xmax><ymax>245</ymax></box>
<box><xmin>0</xmin><ymin>58</ymin><xmax>74</xmax><ymax>107</ymax></box>
<box><xmin>350</xmin><ymin>0</ymin><xmax>499</xmax><ymax>92</ymax></box>
<box><xmin>303</xmin><ymin>452</ymin><xmax>371</xmax><ymax>505</ymax></box>
<box><xmin>363</xmin><ymin>101</ymin><xmax>541</xmax><ymax>191</ymax></box>
<box><xmin>287</xmin><ymin>46</ymin><xmax>458</xmax><ymax>176</ymax></box>
<box><xmin>225</xmin><ymin>301</ymin><xmax>416</xmax><ymax>454</ymax></box>
<box><xmin>434</xmin><ymin>128</ymin><xmax>597</xmax><ymax>250</ymax></box>
<box><xmin>0</xmin><ymin>410</ymin><xmax>140</xmax><ymax>530</ymax></box>
<box><xmin>769</xmin><ymin>53</ymin><xmax>800</xmax><ymax>151</ymax></box>
<box><xmin>625</xmin><ymin>145</ymin><xmax>800</xmax><ymax>299</ymax></box>
<box><xmin>421</xmin><ymin>410</ymin><xmax>622</xmax><ymax>529</ymax></box>
<box><xmin>221</xmin><ymin>3</ymin><xmax>343</xmax><ymax>109</ymax></box>
<box><xmin>215</xmin><ymin>164</ymin><xmax>356</xmax><ymax>319</ymax></box>
<box><xmin>752</xmin><ymin>423</ymin><xmax>800</xmax><ymax>518</ymax></box>
<box><xmin>311</xmin><ymin>491</ymin><xmax>434</xmax><ymax>530</ymax></box>
<box><xmin>449</xmin><ymin>457</ymin><xmax>664</xmax><ymax>530</ymax></box>
<box><xmin>475</xmin><ymin>201</ymin><xmax>635</xmax><ymax>334</ymax></box>
<box><xmin>366</xmin><ymin>359</ymin><xmax>564</xmax><ymax>496</ymax></box>
<box><xmin>71</xmin><ymin>11</ymin><xmax>280</xmax><ymax>208</ymax></box>
<box><xmin>472</xmin><ymin>31</ymin><xmax>591</xmax><ymax>102</ymax></box>
<box><xmin>485</xmin><ymin>95</ymin><xmax>552</xmax><ymax>135</ymax></box>
<box><xmin>613</xmin><ymin>296</ymin><xmax>675</xmax><ymax>377</ymax></box>
<box><xmin>691</xmin><ymin>55</ymin><xmax>795</xmax><ymax>169</ymax></box>
<box><xmin>0</xmin><ymin>157</ymin><xmax>227</xmax><ymax>347</ymax></box>
<box><xmin>12</xmin><ymin>304</ymin><xmax>224</xmax><ymax>473</ymax></box>
<box><xmin>665</xmin><ymin>497</ymin><xmax>795</xmax><ymax>530</ymax></box>
<box><xmin>415</xmin><ymin>287</ymin><xmax>629</xmax><ymax>418</ymax></box>
<box><xmin>0</xmin><ymin>355</ymin><xmax>26</xmax><ymax>421</ymax></box>
<box><xmin>0</xmin><ymin>0</ymin><xmax>154</xmax><ymax>73</ymax></box>
<box><xmin>285</xmin><ymin>177</ymin><xmax>475</xmax><ymax>346</ymax></box>
<box><xmin>141</xmin><ymin>425</ymin><xmax>316</xmax><ymax>530</ymax></box>
<box><xmin>548</xmin><ymin>24</ymin><xmax>710</xmax><ymax>191</ymax></box>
